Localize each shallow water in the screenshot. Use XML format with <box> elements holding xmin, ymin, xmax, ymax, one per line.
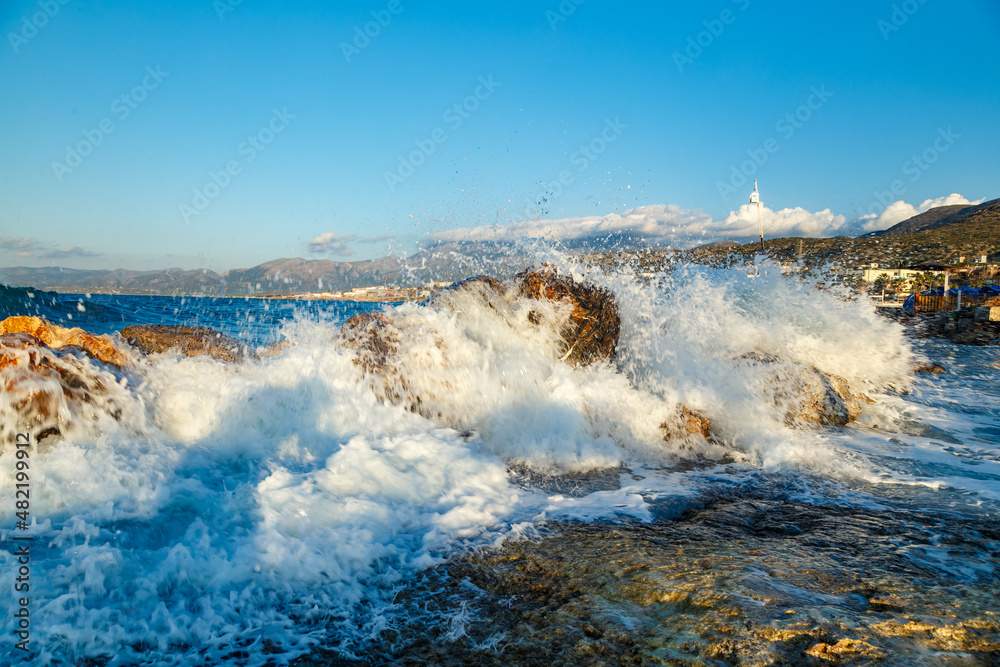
<box><xmin>0</xmin><ymin>262</ymin><xmax>997</xmax><ymax>665</ymax></box>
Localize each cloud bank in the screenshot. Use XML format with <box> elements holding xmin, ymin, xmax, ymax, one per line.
<box><xmin>422</xmin><ymin>203</ymin><xmax>848</xmax><ymax>250</ymax></box>
<box><xmin>421</xmin><ymin>193</ymin><xmax>983</xmax><ymax>251</ymax></box>
<box><xmin>307</xmin><ymin>233</ymin><xmax>394</xmax><ymax>257</ymax></box>
<box><xmin>0</xmin><ymin>236</ymin><xmax>102</xmax><ymax>259</ymax></box>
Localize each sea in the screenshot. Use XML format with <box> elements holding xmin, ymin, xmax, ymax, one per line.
<box><xmin>1</xmin><ymin>259</ymin><xmax>997</xmax><ymax>665</ymax></box>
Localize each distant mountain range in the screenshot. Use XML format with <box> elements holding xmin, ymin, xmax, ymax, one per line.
<box><xmin>0</xmin><ymin>245</ymin><xmax>527</xmax><ymax>296</ymax></box>
<box><xmin>3</xmin><ymin>201</ymin><xmax>996</xmax><ymax>296</ymax></box>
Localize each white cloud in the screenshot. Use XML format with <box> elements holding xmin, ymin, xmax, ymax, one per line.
<box><xmin>859</xmin><ymin>193</ymin><xmax>984</xmax><ymax>232</ymax></box>
<box><xmin>307</xmin><ymin>233</ymin><xmax>395</xmax><ymax>256</ymax></box>
<box><xmin>721</xmin><ymin>204</ymin><xmax>847</xmax><ymax>238</ymax></box>
<box><xmin>0</xmin><ymin>236</ymin><xmax>101</xmax><ymax>259</ymax></box>
<box><xmin>420</xmin><ymin>192</ymin><xmax>987</xmax><ymax>251</ymax></box>
<box><xmin>308</xmin><ymin>233</ymin><xmax>356</xmax><ymax>256</ymax></box>
<box><xmin>422</xmin><ymin>203</ymin><xmax>848</xmax><ymax>250</ymax></box>
<box><xmin>42</xmin><ymin>246</ymin><xmax>101</xmax><ymax>259</ymax></box>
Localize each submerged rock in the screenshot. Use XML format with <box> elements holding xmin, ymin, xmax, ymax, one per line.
<box><xmin>359</xmin><ymin>499</ymin><xmax>1000</xmax><ymax>666</ymax></box>
<box><xmin>805</xmin><ymin>638</ymin><xmax>886</xmax><ymax>660</ymax></box>
<box><xmin>912</xmin><ymin>361</ymin><xmax>946</xmax><ymax>374</ymax></box>
<box><xmin>514</xmin><ymin>265</ymin><xmax>620</xmax><ymax>365</ymax></box>
<box><xmin>0</xmin><ymin>315</ymin><xmax>125</xmax><ymax>368</ymax></box>
<box><xmin>0</xmin><ymin>333</ymin><xmax>127</xmax><ymax>443</ymax></box>
<box><xmin>120</xmin><ymin>324</ymin><xmax>249</xmax><ymax>362</ymax></box>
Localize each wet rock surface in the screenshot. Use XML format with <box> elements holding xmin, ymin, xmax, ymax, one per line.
<box><xmin>0</xmin><ymin>315</ymin><xmax>125</xmax><ymax>368</ymax></box>
<box><xmin>514</xmin><ymin>266</ymin><xmax>620</xmax><ymax>365</ymax></box>
<box><xmin>881</xmin><ymin>308</ymin><xmax>1000</xmax><ymax>346</ymax></box>
<box><xmin>297</xmin><ymin>495</ymin><xmax>1000</xmax><ymax>666</ymax></box>
<box><xmin>660</xmin><ymin>406</ymin><xmax>713</xmax><ymax>443</ymax></box>
<box><xmin>120</xmin><ymin>324</ymin><xmax>250</xmax><ymax>362</ymax></box>
<box><xmin>738</xmin><ymin>353</ymin><xmax>865</xmax><ymax>427</ymax></box>
<box><xmin>0</xmin><ymin>333</ymin><xmax>127</xmax><ymax>443</ymax></box>
<box><xmin>912</xmin><ymin>361</ymin><xmax>947</xmax><ymax>374</ymax></box>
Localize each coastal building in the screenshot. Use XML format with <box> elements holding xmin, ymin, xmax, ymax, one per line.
<box><xmin>860</xmin><ymin>267</ymin><xmax>931</xmax><ymax>285</ymax></box>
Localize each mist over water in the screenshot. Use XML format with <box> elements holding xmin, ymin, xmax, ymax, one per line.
<box><xmin>1</xmin><ymin>259</ymin><xmax>997</xmax><ymax>665</ymax></box>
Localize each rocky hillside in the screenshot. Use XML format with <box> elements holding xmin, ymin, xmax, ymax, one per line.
<box><xmin>875</xmin><ymin>198</ymin><xmax>1000</xmax><ymax>237</ymax></box>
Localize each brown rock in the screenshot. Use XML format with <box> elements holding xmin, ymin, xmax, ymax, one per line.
<box><xmin>805</xmin><ymin>638</ymin><xmax>885</xmax><ymax>661</ymax></box>
<box><xmin>661</xmin><ymin>406</ymin><xmax>712</xmax><ymax>442</ymax></box>
<box><xmin>739</xmin><ymin>353</ymin><xmax>863</xmax><ymax>427</ymax></box>
<box><xmin>433</xmin><ymin>275</ymin><xmax>508</xmax><ymax>304</ymax></box>
<box><xmin>514</xmin><ymin>265</ymin><xmax>620</xmax><ymax>365</ymax></box>
<box><xmin>339</xmin><ymin>312</ymin><xmax>399</xmax><ymax>374</ymax></box>
<box><xmin>337</xmin><ymin>269</ymin><xmax>622</xmax><ymax>433</ymax></box>
<box><xmin>1</xmin><ymin>333</ymin><xmax>126</xmax><ymax>442</ymax></box>
<box><xmin>680</xmin><ymin>407</ymin><xmax>712</xmax><ymax>439</ymax></box>
<box><xmin>0</xmin><ymin>316</ymin><xmax>125</xmax><ymax>368</ymax></box>
<box><xmin>120</xmin><ymin>325</ymin><xmax>249</xmax><ymax>362</ymax></box>
<box><xmin>258</xmin><ymin>339</ymin><xmax>291</xmax><ymax>358</ymax></box>
<box><xmin>338</xmin><ymin>312</ymin><xmax>409</xmax><ymax>407</ymax></box>
<box><xmin>911</xmin><ymin>361</ymin><xmax>946</xmax><ymax>374</ymax></box>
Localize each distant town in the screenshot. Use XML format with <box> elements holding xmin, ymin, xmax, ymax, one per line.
<box><xmin>257</xmin><ymin>281</ymin><xmax>456</xmax><ymax>303</ymax></box>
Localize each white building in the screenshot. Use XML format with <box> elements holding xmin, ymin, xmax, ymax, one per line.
<box><xmin>860</xmin><ymin>268</ymin><xmax>942</xmax><ymax>285</ymax></box>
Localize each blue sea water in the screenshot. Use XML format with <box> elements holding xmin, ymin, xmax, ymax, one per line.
<box><xmin>0</xmin><ymin>287</ymin><xmax>382</xmax><ymax>345</ymax></box>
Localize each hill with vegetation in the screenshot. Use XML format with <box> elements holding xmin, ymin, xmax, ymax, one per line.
<box><xmin>875</xmin><ymin>198</ymin><xmax>1000</xmax><ymax>237</ymax></box>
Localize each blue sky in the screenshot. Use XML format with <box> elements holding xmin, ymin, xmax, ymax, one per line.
<box><xmin>1</xmin><ymin>0</ymin><xmax>998</xmax><ymax>271</ymax></box>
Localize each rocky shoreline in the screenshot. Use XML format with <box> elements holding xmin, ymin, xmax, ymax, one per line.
<box><xmin>291</xmin><ymin>494</ymin><xmax>1000</xmax><ymax>666</ymax></box>
<box><xmin>879</xmin><ymin>307</ymin><xmax>1000</xmax><ymax>346</ymax></box>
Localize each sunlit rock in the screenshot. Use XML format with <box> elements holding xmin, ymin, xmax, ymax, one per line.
<box><xmin>660</xmin><ymin>406</ymin><xmax>712</xmax><ymax>442</ymax></box>
<box><xmin>0</xmin><ymin>333</ymin><xmax>127</xmax><ymax>443</ymax></box>
<box><xmin>0</xmin><ymin>315</ymin><xmax>125</xmax><ymax>368</ymax></box>
<box><xmin>429</xmin><ymin>275</ymin><xmax>509</xmax><ymax>310</ymax></box>
<box><xmin>338</xmin><ymin>311</ymin><xmax>410</xmax><ymax>409</ymax></box>
<box><xmin>120</xmin><ymin>324</ymin><xmax>249</xmax><ymax>362</ymax></box>
<box><xmin>912</xmin><ymin>361</ymin><xmax>946</xmax><ymax>374</ymax></box>
<box><xmin>806</xmin><ymin>638</ymin><xmax>885</xmax><ymax>660</ymax></box>
<box><xmin>514</xmin><ymin>265</ymin><xmax>620</xmax><ymax>365</ymax></box>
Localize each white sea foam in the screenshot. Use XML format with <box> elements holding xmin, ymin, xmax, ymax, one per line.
<box><xmin>1</xmin><ymin>259</ymin><xmax>995</xmax><ymax>664</ymax></box>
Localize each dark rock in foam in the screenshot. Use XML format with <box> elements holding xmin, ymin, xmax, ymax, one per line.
<box><xmin>514</xmin><ymin>265</ymin><xmax>620</xmax><ymax>366</ymax></box>
<box><xmin>0</xmin><ymin>333</ymin><xmax>127</xmax><ymax>443</ymax></box>
<box><xmin>120</xmin><ymin>324</ymin><xmax>249</xmax><ymax>363</ymax></box>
